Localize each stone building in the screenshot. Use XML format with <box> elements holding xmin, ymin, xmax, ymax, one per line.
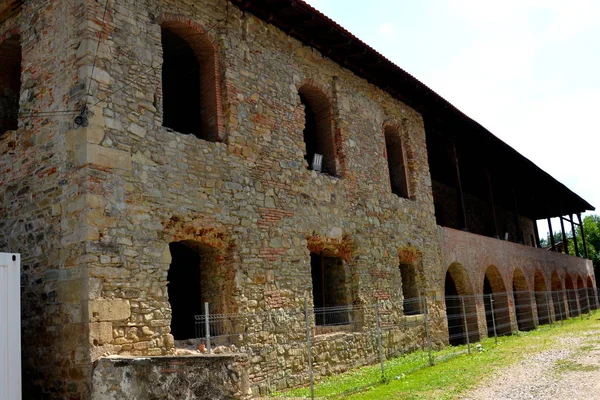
<box><xmin>0</xmin><ymin>0</ymin><xmax>595</xmax><ymax>398</ymax></box>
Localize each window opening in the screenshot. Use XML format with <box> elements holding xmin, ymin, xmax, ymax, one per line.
<box><xmin>400</xmin><ymin>263</ymin><xmax>420</xmax><ymax>315</ymax></box>
<box><xmin>384</xmin><ymin>126</ymin><xmax>409</xmax><ymax>198</ymax></box>
<box><xmin>0</xmin><ymin>35</ymin><xmax>21</xmax><ymax>135</ymax></box>
<box><xmin>168</xmin><ymin>241</ymin><xmax>221</xmax><ymax>340</ymax></box>
<box><xmin>299</xmin><ymin>85</ymin><xmax>336</xmax><ymax>176</ymax></box>
<box><xmin>310</xmin><ymin>253</ymin><xmax>350</xmax><ymax>326</ymax></box>
<box><xmin>161</xmin><ymin>25</ymin><xmax>219</xmax><ymax>141</ymax></box>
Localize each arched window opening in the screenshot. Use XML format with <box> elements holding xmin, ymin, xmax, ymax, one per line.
<box><xmin>534</xmin><ymin>270</ymin><xmax>550</xmax><ymax>325</ymax></box>
<box><xmin>399</xmin><ymin>263</ymin><xmax>420</xmax><ymax>315</ymax></box>
<box><xmin>444</xmin><ymin>263</ymin><xmax>479</xmax><ymax>345</ymax></box>
<box><xmin>0</xmin><ymin>35</ymin><xmax>21</xmax><ymax>135</ymax></box>
<box><xmin>512</xmin><ymin>269</ymin><xmax>534</xmax><ymax>331</ymax></box>
<box><xmin>161</xmin><ymin>24</ymin><xmax>219</xmax><ymax>141</ymax></box>
<box><xmin>483</xmin><ymin>266</ymin><xmax>511</xmax><ymax>336</ymax></box>
<box><xmin>586</xmin><ymin>277</ymin><xmax>597</xmax><ymax>310</ymax></box>
<box><xmin>298</xmin><ymin>85</ymin><xmax>336</xmax><ymax>176</ymax></box>
<box><xmin>384</xmin><ymin>126</ymin><xmax>409</xmax><ymax>198</ymax></box>
<box><xmin>167</xmin><ymin>241</ymin><xmax>222</xmax><ymax>340</ymax></box>
<box><xmin>565</xmin><ymin>274</ymin><xmax>578</xmax><ymax>317</ymax></box>
<box><xmin>551</xmin><ymin>272</ymin><xmax>564</xmax><ymax>321</ymax></box>
<box><xmin>310</xmin><ymin>253</ymin><xmax>351</xmax><ymax>327</ymax></box>
<box><xmin>576</xmin><ymin>276</ymin><xmax>588</xmax><ymax>313</ymax></box>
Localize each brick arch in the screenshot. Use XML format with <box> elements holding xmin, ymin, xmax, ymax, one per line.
<box><xmin>446</xmin><ymin>262</ymin><xmax>474</xmax><ymax>295</ymax></box>
<box><xmin>161</xmin><ymin>217</ymin><xmax>237</xmax><ymax>317</ymax></box>
<box><xmin>444</xmin><ymin>263</ymin><xmax>480</xmax><ymax>345</ymax></box>
<box><xmin>576</xmin><ymin>275</ymin><xmax>589</xmax><ymax>313</ymax></box>
<box><xmin>551</xmin><ymin>271</ymin><xmax>563</xmax><ymax>291</ymax></box>
<box><xmin>534</xmin><ymin>270</ymin><xmax>547</xmax><ymax>291</ymax></box>
<box><xmin>534</xmin><ymin>269</ymin><xmax>550</xmax><ymax>325</ymax></box>
<box><xmin>565</xmin><ymin>273</ymin><xmax>579</xmax><ymax>317</ymax></box>
<box><xmin>551</xmin><ymin>270</ymin><xmax>565</xmax><ymax>321</ymax></box>
<box><xmin>586</xmin><ymin>276</ymin><xmax>597</xmax><ymax>310</ymax></box>
<box><xmin>297</xmin><ymin>81</ymin><xmax>338</xmax><ymax>176</ymax></box>
<box><xmin>157</xmin><ymin>14</ymin><xmax>224</xmax><ymax>141</ymax></box>
<box><xmin>565</xmin><ymin>273</ymin><xmax>575</xmax><ymax>289</ymax></box>
<box><xmin>512</xmin><ymin>268</ymin><xmax>534</xmax><ymax>330</ymax></box>
<box><xmin>512</xmin><ymin>268</ymin><xmax>530</xmax><ymax>291</ymax></box>
<box><xmin>483</xmin><ymin>265</ymin><xmax>507</xmax><ymax>293</ymax></box>
<box><xmin>0</xmin><ymin>25</ymin><xmax>21</xmax><ymax>44</ymax></box>
<box><xmin>483</xmin><ymin>265</ymin><xmax>511</xmax><ymax>335</ymax></box>
<box><xmin>587</xmin><ymin>276</ymin><xmax>595</xmax><ymax>288</ymax></box>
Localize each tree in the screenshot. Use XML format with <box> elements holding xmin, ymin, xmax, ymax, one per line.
<box><xmin>568</xmin><ymin>215</ymin><xmax>600</xmax><ymax>286</ymax></box>
<box><xmin>540</xmin><ymin>231</ymin><xmax>566</xmax><ymax>248</ymax></box>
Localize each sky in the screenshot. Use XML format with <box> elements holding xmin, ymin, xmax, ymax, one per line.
<box><xmin>303</xmin><ymin>0</ymin><xmax>600</xmax><ymax>238</ymax></box>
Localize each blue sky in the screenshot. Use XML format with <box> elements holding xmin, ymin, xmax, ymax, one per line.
<box><xmin>304</xmin><ymin>0</ymin><xmax>600</xmax><ymax>238</ymax></box>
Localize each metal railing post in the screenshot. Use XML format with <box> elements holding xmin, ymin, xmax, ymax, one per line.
<box><xmin>557</xmin><ymin>291</ymin><xmax>564</xmax><ymax>325</ymax></box>
<box><xmin>545</xmin><ymin>291</ymin><xmax>552</xmax><ymax>326</ymax></box>
<box><xmin>578</xmin><ymin>291</ymin><xmax>583</xmax><ymax>320</ymax></box>
<box><xmin>304</xmin><ymin>297</ymin><xmax>315</xmax><ymax>400</ymax></box>
<box><xmin>204</xmin><ymin>302</ymin><xmax>211</xmax><ymax>354</ymax></box>
<box><xmin>423</xmin><ymin>297</ymin><xmax>433</xmax><ymax>366</ymax></box>
<box><xmin>375</xmin><ymin>302</ymin><xmax>385</xmax><ymax>380</ymax></box>
<box><xmin>461</xmin><ymin>296</ymin><xmax>470</xmax><ymax>354</ymax></box>
<box><xmin>531</xmin><ymin>292</ymin><xmax>537</xmax><ymax>328</ymax></box>
<box><xmin>489</xmin><ymin>294</ymin><xmax>498</xmax><ymax>344</ymax></box>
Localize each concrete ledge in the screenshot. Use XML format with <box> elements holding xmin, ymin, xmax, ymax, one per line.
<box><xmin>92</xmin><ymin>355</ymin><xmax>250</xmax><ymax>400</ymax></box>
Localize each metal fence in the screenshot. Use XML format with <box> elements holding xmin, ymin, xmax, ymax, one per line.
<box><xmin>189</xmin><ymin>288</ymin><xmax>598</xmax><ymax>399</ymax></box>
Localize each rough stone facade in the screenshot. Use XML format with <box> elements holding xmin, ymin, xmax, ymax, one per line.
<box><xmin>0</xmin><ymin>0</ymin><xmax>595</xmax><ymax>399</ymax></box>
<box><xmin>92</xmin><ymin>355</ymin><xmax>250</xmax><ymax>399</ymax></box>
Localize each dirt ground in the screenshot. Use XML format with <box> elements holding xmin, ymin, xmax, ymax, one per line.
<box><xmin>460</xmin><ymin>325</ymin><xmax>600</xmax><ymax>400</ymax></box>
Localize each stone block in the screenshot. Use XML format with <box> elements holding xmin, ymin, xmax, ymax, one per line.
<box><xmin>75</xmin><ymin>143</ymin><xmax>132</xmax><ymax>171</ymax></box>
<box><xmin>89</xmin><ymin>299</ymin><xmax>131</xmax><ymax>322</ymax></box>
<box><xmin>90</xmin><ymin>322</ymin><xmax>113</xmax><ymax>345</ymax></box>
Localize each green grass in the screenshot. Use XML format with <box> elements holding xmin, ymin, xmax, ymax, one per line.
<box><xmin>554</xmin><ymin>359</ymin><xmax>599</xmax><ymax>373</ymax></box>
<box><xmin>274</xmin><ymin>312</ymin><xmax>600</xmax><ymax>400</ymax></box>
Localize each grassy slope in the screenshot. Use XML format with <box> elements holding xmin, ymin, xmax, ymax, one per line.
<box><xmin>276</xmin><ymin>313</ymin><xmax>599</xmax><ymax>399</ymax></box>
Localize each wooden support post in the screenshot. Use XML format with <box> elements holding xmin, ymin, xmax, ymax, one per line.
<box><xmin>577</xmin><ymin>213</ymin><xmax>589</xmax><ymax>259</ymax></box>
<box><xmin>533</xmin><ymin>221</ymin><xmax>541</xmax><ymax>248</ymax></box>
<box><xmin>485</xmin><ymin>169</ymin><xmax>499</xmax><ymax>238</ymax></box>
<box><xmin>570</xmin><ymin>214</ymin><xmax>579</xmax><ymax>257</ymax></box>
<box><xmin>547</xmin><ymin>218</ymin><xmax>556</xmax><ymax>252</ymax></box>
<box><xmin>559</xmin><ymin>216</ymin><xmax>569</xmax><ymax>255</ymax></box>
<box><xmin>452</xmin><ymin>144</ymin><xmax>468</xmax><ymax>231</ymax></box>
<box><xmin>512</xmin><ymin>187</ymin><xmax>522</xmax><ymax>243</ymax></box>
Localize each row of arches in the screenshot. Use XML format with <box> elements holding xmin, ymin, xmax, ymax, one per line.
<box><xmin>444</xmin><ymin>264</ymin><xmax>597</xmax><ymax>345</ymax></box>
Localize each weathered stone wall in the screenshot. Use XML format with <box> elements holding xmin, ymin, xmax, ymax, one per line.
<box><xmin>73</xmin><ymin>0</ymin><xmax>444</xmax><ymax>395</ymax></box>
<box><xmin>0</xmin><ymin>0</ymin><xmax>443</xmax><ymax>397</ymax></box>
<box><xmin>92</xmin><ymin>355</ymin><xmax>250</xmax><ymax>400</ymax></box>
<box><xmin>1</xmin><ymin>0</ymin><xmax>591</xmax><ymax>398</ymax></box>
<box><xmin>0</xmin><ymin>0</ymin><xmax>101</xmax><ymax>397</ymax></box>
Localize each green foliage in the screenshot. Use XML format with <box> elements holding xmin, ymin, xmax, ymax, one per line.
<box><xmin>540</xmin><ymin>231</ymin><xmax>565</xmax><ymax>248</ymax></box>
<box><xmin>568</xmin><ymin>215</ymin><xmax>600</xmax><ymax>281</ymax></box>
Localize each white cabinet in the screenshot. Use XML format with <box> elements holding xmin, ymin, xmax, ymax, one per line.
<box><xmin>0</xmin><ymin>253</ymin><xmax>21</xmax><ymax>400</ymax></box>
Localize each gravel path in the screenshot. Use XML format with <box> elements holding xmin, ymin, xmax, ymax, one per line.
<box><xmin>460</xmin><ymin>330</ymin><xmax>600</xmax><ymax>400</ymax></box>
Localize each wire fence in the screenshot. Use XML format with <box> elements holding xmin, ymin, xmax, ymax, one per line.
<box><xmin>185</xmin><ymin>288</ymin><xmax>599</xmax><ymax>399</ymax></box>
